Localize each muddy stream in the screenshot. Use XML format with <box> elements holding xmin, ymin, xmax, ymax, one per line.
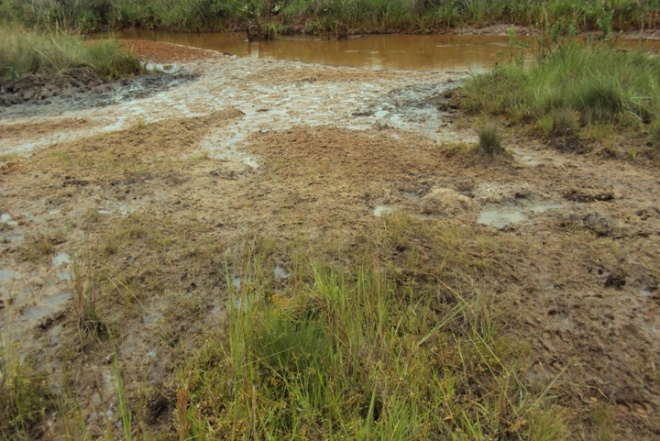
<box><xmin>2</xmin><ymin>32</ymin><xmax>660</xmax><ymax>437</ymax></box>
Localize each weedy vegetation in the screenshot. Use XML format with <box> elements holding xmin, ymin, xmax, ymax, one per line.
<box><xmin>478</xmin><ymin>121</ymin><xmax>505</xmax><ymax>155</ymax></box>
<box><xmin>0</xmin><ymin>214</ymin><xmax>577</xmax><ymax>440</ymax></box>
<box><xmin>0</xmin><ymin>25</ymin><xmax>144</xmax><ymax>80</ymax></box>
<box><xmin>1</xmin><ymin>0</ymin><xmax>659</xmax><ymax>34</ymax></box>
<box><xmin>463</xmin><ymin>30</ymin><xmax>660</xmax><ymax>158</ymax></box>
<box><xmin>170</xmin><ymin>220</ymin><xmax>570</xmax><ymax>440</ymax></box>
<box><xmin>0</xmin><ymin>349</ymin><xmax>54</xmax><ymax>441</ymax></box>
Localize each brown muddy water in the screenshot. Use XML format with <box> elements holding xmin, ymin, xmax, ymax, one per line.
<box><xmin>117</xmin><ymin>31</ymin><xmax>521</xmax><ymax>70</ymax></box>
<box><xmin>116</xmin><ymin>30</ymin><xmax>660</xmax><ymax>70</ymax></box>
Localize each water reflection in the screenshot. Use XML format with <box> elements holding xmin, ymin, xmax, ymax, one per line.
<box><xmin>116</xmin><ymin>30</ymin><xmax>528</xmax><ymax>70</ymax></box>
<box><xmin>115</xmin><ymin>30</ymin><xmax>660</xmax><ymax>70</ymax></box>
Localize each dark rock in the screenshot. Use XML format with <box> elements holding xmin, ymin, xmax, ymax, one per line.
<box><xmin>563</xmin><ymin>189</ymin><xmax>615</xmax><ymax>203</ymax></box>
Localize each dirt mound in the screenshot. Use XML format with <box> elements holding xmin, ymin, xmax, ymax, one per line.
<box><xmin>0</xmin><ymin>70</ymin><xmax>196</xmax><ymax>119</ymax></box>
<box><xmin>0</xmin><ymin>67</ymin><xmax>105</xmax><ymax>106</ymax></box>
<box><xmin>118</xmin><ymin>39</ymin><xmax>221</xmax><ymax>64</ymax></box>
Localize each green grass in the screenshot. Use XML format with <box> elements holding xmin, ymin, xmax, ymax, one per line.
<box><xmin>463</xmin><ymin>41</ymin><xmax>660</xmax><ymax>152</ymax></box>
<box><xmin>172</xmin><ymin>223</ymin><xmax>569</xmax><ymax>441</ymax></box>
<box><xmin>478</xmin><ymin>121</ymin><xmax>505</xmax><ymax>155</ymax></box>
<box><xmin>0</xmin><ymin>26</ymin><xmax>144</xmax><ymax>81</ymax></box>
<box><xmin>0</xmin><ymin>350</ymin><xmax>54</xmax><ymax>440</ymax></box>
<box><xmin>2</xmin><ymin>0</ymin><xmax>660</xmax><ymax>34</ymax></box>
<box><xmin>0</xmin><ymin>213</ymin><xmax>587</xmax><ymax>440</ymax></box>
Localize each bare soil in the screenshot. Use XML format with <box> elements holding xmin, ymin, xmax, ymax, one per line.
<box><xmin>1</xmin><ymin>40</ymin><xmax>659</xmax><ymax>439</ymax></box>
<box><xmin>0</xmin><ymin>66</ymin><xmax>195</xmax><ymax>119</ymax></box>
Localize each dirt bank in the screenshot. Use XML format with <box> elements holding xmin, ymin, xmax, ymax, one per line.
<box><xmin>1</xmin><ymin>39</ymin><xmax>659</xmax><ymax>439</ymax></box>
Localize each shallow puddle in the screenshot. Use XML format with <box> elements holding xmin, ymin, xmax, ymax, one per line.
<box><xmin>274</xmin><ymin>265</ymin><xmax>290</xmax><ymax>280</ymax></box>
<box><xmin>640</xmin><ymin>289</ymin><xmax>655</xmax><ymax>298</ymax></box>
<box><xmin>232</xmin><ymin>276</ymin><xmax>242</xmax><ymax>291</ymax></box>
<box><xmin>52</xmin><ymin>253</ymin><xmax>71</xmax><ymax>267</ymax></box>
<box><xmin>373</xmin><ymin>205</ymin><xmax>393</xmax><ymax>217</ymax></box>
<box><xmin>20</xmin><ymin>306</ymin><xmax>51</xmax><ymax>321</ymax></box>
<box><xmin>478</xmin><ymin>206</ymin><xmax>528</xmax><ymax>228</ymax></box>
<box><xmin>52</xmin><ymin>253</ymin><xmax>72</xmax><ymax>280</ymax></box>
<box><xmin>0</xmin><ymin>269</ymin><xmax>19</xmax><ymax>282</ymax></box>
<box><xmin>43</xmin><ymin>291</ymin><xmax>72</xmax><ymax>306</ymax></box>
<box><xmin>354</xmin><ymin>82</ymin><xmax>469</xmax><ymax>143</ymax></box>
<box><xmin>0</xmin><ymin>213</ymin><xmax>18</xmax><ymax>226</ymax></box>
<box><xmin>478</xmin><ymin>202</ymin><xmax>561</xmax><ymax>228</ymax></box>
<box><xmin>116</xmin><ymin>31</ymin><xmax>519</xmax><ymax>70</ymax></box>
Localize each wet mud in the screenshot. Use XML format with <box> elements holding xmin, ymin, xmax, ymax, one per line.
<box><xmin>0</xmin><ymin>67</ymin><xmax>196</xmax><ymax>119</ymax></box>
<box><xmin>1</xmin><ymin>39</ymin><xmax>660</xmax><ymax>439</ymax></box>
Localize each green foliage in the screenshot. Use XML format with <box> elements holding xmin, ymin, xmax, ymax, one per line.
<box><xmin>463</xmin><ymin>43</ymin><xmax>660</xmax><ymax>133</ymax></box>
<box><xmin>1</xmin><ymin>0</ymin><xmax>660</xmax><ymax>33</ymax></box>
<box><xmin>0</xmin><ymin>354</ymin><xmax>53</xmax><ymax>440</ymax></box>
<box><xmin>0</xmin><ymin>25</ymin><xmax>143</xmax><ymax>80</ymax></box>
<box><xmin>478</xmin><ymin>121</ymin><xmax>505</xmax><ymax>155</ymax></box>
<box><xmin>176</xmin><ymin>229</ymin><xmax>569</xmax><ymax>440</ymax></box>
<box><xmin>649</xmin><ymin>120</ymin><xmax>660</xmax><ymax>147</ymax></box>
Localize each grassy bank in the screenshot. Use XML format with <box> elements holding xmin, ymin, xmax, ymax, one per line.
<box><xmin>463</xmin><ymin>40</ymin><xmax>660</xmax><ymax>155</ymax></box>
<box><xmin>0</xmin><ymin>26</ymin><xmax>143</xmax><ymax>81</ymax></box>
<box><xmin>1</xmin><ymin>0</ymin><xmax>660</xmax><ymax>34</ymax></box>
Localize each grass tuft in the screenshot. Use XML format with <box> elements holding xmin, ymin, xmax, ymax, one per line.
<box><xmin>464</xmin><ymin>44</ymin><xmax>660</xmax><ymax>130</ymax></box>
<box><xmin>0</xmin><ymin>351</ymin><xmax>53</xmax><ymax>441</ymax></box>
<box><xmin>18</xmin><ymin>231</ymin><xmax>65</xmax><ymax>262</ymax></box>
<box><xmin>650</xmin><ymin>120</ymin><xmax>660</xmax><ymax>148</ymax></box>
<box><xmin>549</xmin><ymin>107</ymin><xmax>579</xmax><ymax>137</ymax></box>
<box><xmin>478</xmin><ymin>121</ymin><xmax>505</xmax><ymax>155</ymax></box>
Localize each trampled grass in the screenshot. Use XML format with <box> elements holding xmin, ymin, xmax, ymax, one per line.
<box><xmin>478</xmin><ymin>121</ymin><xmax>505</xmax><ymax>155</ymax></box>
<box><xmin>0</xmin><ymin>26</ymin><xmax>143</xmax><ymax>80</ymax></box>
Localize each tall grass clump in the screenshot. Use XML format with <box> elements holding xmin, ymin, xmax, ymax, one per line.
<box><xmin>0</xmin><ymin>350</ymin><xmax>53</xmax><ymax>440</ymax></box>
<box><xmin>0</xmin><ymin>26</ymin><xmax>143</xmax><ymax>81</ymax></box>
<box><xmin>478</xmin><ymin>121</ymin><xmax>505</xmax><ymax>155</ymax></box>
<box><xmin>175</xmin><ymin>229</ymin><xmax>569</xmax><ymax>440</ymax></box>
<box><xmin>463</xmin><ymin>43</ymin><xmax>660</xmax><ymax>133</ymax></box>
<box><xmin>650</xmin><ymin>120</ymin><xmax>660</xmax><ymax>148</ymax></box>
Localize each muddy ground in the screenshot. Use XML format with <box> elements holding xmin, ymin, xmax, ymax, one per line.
<box><xmin>1</xmin><ymin>40</ymin><xmax>659</xmax><ymax>439</ymax></box>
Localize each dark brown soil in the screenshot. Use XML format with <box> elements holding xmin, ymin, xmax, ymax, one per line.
<box><xmin>0</xmin><ymin>68</ymin><xmax>196</xmax><ymax>119</ymax></box>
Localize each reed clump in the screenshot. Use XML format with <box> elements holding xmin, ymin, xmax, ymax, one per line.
<box><xmin>0</xmin><ymin>26</ymin><xmax>143</xmax><ymax>81</ymax></box>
